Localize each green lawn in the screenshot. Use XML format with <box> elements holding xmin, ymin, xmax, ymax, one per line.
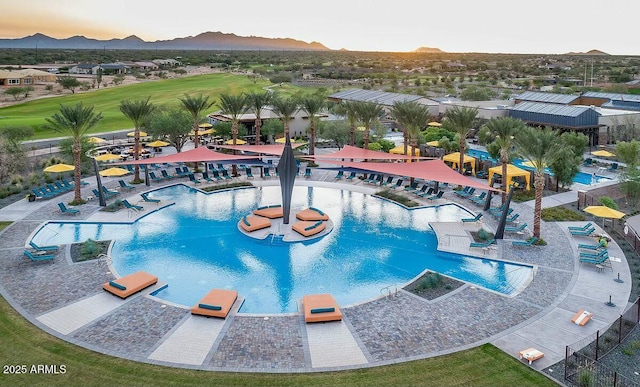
<box><xmin>0</xmin><ymin>295</ymin><xmax>557</xmax><ymax>387</ymax></box>
<box><xmin>0</xmin><ymin>221</ymin><xmax>11</xmax><ymax>231</ymax></box>
<box><xmin>0</xmin><ymin>74</ymin><xmax>308</xmax><ymax>140</ymax></box>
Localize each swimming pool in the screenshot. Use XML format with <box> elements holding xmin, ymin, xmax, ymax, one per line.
<box><xmin>31</xmin><ymin>185</ymin><xmax>533</xmax><ymax>313</ymax></box>
<box><xmin>467</xmin><ymin>148</ymin><xmax>611</xmax><ymax>185</ymax></box>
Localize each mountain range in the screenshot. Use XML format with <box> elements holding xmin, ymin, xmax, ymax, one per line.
<box><xmin>0</xmin><ymin>32</ymin><xmax>330</xmax><ymax>51</ymax></box>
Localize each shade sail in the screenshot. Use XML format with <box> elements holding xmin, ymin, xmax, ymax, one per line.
<box><xmin>218</xmin><ymin>143</ymin><xmax>306</xmax><ymax>156</ymax></box>
<box><xmin>224</xmin><ymin>139</ymin><xmax>246</xmax><ymax>145</ymax></box>
<box><xmin>426</xmin><ymin>140</ymin><xmax>440</xmax><ymax>147</ymax></box>
<box><xmin>321</xmin><ymin>159</ymin><xmax>500</xmax><ymax>192</ymax></box>
<box><xmin>114</xmin><ymin>146</ymin><xmax>260</xmax><ymax>165</ymax></box>
<box><xmin>442</xmin><ymin>152</ymin><xmax>476</xmax><ymax>176</ymax></box>
<box><xmin>94</xmin><ymin>153</ymin><xmax>122</xmax><ymax>161</ymax></box>
<box><xmin>591</xmin><ymin>150</ymin><xmax>616</xmax><ymax>157</ymax></box>
<box><xmin>389</xmin><ymin>145</ymin><xmax>420</xmax><ymax>156</ymax></box>
<box><xmin>43</xmin><ymin>163</ymin><xmax>75</xmax><ymax>173</ymax></box>
<box><xmin>309</xmin><ymin>145</ymin><xmax>422</xmax><ymax>160</ymax></box>
<box><xmin>488</xmin><ymin>164</ymin><xmax>530</xmax><ymax>191</ymax></box>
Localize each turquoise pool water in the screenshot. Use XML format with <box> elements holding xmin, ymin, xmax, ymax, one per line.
<box><xmin>466</xmin><ymin>148</ymin><xmax>611</xmax><ymax>185</ymax></box>
<box><xmin>31</xmin><ymin>185</ymin><xmax>533</xmax><ymax>313</ymax></box>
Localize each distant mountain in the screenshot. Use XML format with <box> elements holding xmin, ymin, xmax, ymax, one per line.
<box><xmin>0</xmin><ymin>32</ymin><xmax>330</xmax><ymax>51</ymax></box>
<box><xmin>564</xmin><ymin>49</ymin><xmax>610</xmax><ymax>56</ymax></box>
<box><xmin>414</xmin><ymin>47</ymin><xmax>444</xmax><ymax>53</ymax></box>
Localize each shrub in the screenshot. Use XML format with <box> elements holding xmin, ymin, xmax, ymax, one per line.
<box><xmin>578</xmin><ymin>369</ymin><xmax>593</xmax><ymax>387</ymax></box>
<box><xmin>599</xmin><ymin>196</ymin><xmax>618</xmax><ymax>210</ymax></box>
<box><xmin>512</xmin><ymin>189</ymin><xmax>535</xmax><ymax>202</ymax></box>
<box><xmin>541</xmin><ymin>206</ymin><xmax>585</xmax><ymax>221</ymax></box>
<box><xmin>81</xmin><ymin>239</ymin><xmax>100</xmax><ymax>259</ymax></box>
<box><xmin>477</xmin><ymin>228</ymin><xmax>491</xmax><ymax>241</ymax></box>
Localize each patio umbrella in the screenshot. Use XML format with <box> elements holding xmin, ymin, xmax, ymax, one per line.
<box><xmin>426</xmin><ymin>140</ymin><xmax>440</xmax><ymax>147</ymax></box>
<box><xmin>43</xmin><ymin>163</ymin><xmax>75</xmax><ymax>173</ymax></box>
<box><xmin>88</xmin><ymin>136</ymin><xmax>106</xmax><ymax>144</ymax></box>
<box><xmin>198</xmin><ymin>123</ymin><xmax>213</xmax><ymax>129</ymax></box>
<box><xmin>99</xmin><ymin>167</ymin><xmax>130</xmax><ymax>177</ymax></box>
<box><xmin>583</xmin><ymin>205</ymin><xmax>626</xmax><ymax>227</ymax></box>
<box><xmin>94</xmin><ymin>153</ymin><xmax>122</xmax><ymax>161</ymax></box>
<box><xmin>147</xmin><ymin>140</ymin><xmax>170</xmax><ymax>147</ymax></box>
<box><xmin>275</xmin><ymin>137</ymin><xmax>306</xmax><ymax>144</ymax></box>
<box><xmin>189</xmin><ymin>129</ymin><xmax>214</xmax><ymax>136</ymax></box>
<box><xmin>428</xmin><ymin>122</ymin><xmax>442</xmax><ymax>127</ymax></box>
<box><xmin>224</xmin><ymin>139</ymin><xmax>247</xmax><ymax>145</ymax></box>
<box><xmin>591</xmin><ymin>150</ymin><xmax>616</xmax><ymax>158</ymax></box>
<box><xmin>520</xmin><ymin>160</ymin><xmax>547</xmax><ymax>169</ymax></box>
<box><xmin>127</xmin><ymin>131</ymin><xmax>148</xmax><ymax>137</ymax></box>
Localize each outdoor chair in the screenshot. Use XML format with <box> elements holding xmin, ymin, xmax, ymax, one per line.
<box><xmin>58</xmin><ymin>202</ymin><xmax>79</xmax><ymax>215</ymax></box>
<box><xmin>221</xmin><ymin>170</ymin><xmax>232</xmax><ymax>179</ymax></box>
<box><xmin>417</xmin><ymin>187</ymin><xmax>435</xmax><ymax>198</ymax></box>
<box><xmin>571</xmin><ymin>227</ymin><xmax>596</xmax><ymax>236</ymax></box>
<box><xmin>414</xmin><ymin>184</ymin><xmax>430</xmax><ymax>196</ymax></box>
<box><xmin>583</xmin><ymin>158</ymin><xmax>593</xmax><ymax>167</ymax></box>
<box><xmin>202</xmin><ymin>172</ymin><xmax>214</xmax><ymax>183</ymax></box>
<box><xmin>504</xmin><ymin>223</ymin><xmax>528</xmax><ymax>233</ymax></box>
<box><xmin>264</xmin><ymin>168</ymin><xmax>272</xmax><ymax>178</ymax></box>
<box><xmin>404</xmin><ymin>181</ymin><xmax>418</xmax><ymax>191</ymax></box>
<box><xmin>381</xmin><ymin>176</ymin><xmax>394</xmax><ymax>186</ymax></box>
<box><xmin>140</xmin><ymin>192</ymin><xmax>160</xmax><ymax>203</ymax></box>
<box><xmin>149</xmin><ymin>172</ymin><xmax>164</xmax><ymax>182</ymax></box>
<box><xmin>122</xmin><ymin>199</ymin><xmax>144</xmax><ymax>212</ymax></box>
<box><xmin>304</xmin><ymin>168</ymin><xmax>311</xmax><ymax>178</ymax></box>
<box><xmin>608</xmin><ymin>163</ymin><xmax>618</xmax><ymax>171</ymax></box>
<box><xmin>188</xmin><ymin>173</ymin><xmax>202</xmax><ymax>184</ymax></box>
<box><xmin>392</xmin><ymin>179</ymin><xmax>404</xmax><ymax>189</ymax></box>
<box><xmin>23</xmin><ymin>249</ymin><xmax>55</xmax><ymax>262</ymax></box>
<box><xmin>29</xmin><ymin>240</ymin><xmax>59</xmax><ymax>252</ymax></box>
<box><xmin>427</xmin><ymin>191</ymin><xmax>444</xmax><ymax>201</ymax></box>
<box><xmin>334</xmin><ymin>170</ymin><xmax>344</xmax><ymax>180</ymax></box>
<box><xmin>470</xmin><ymin>238</ymin><xmax>495</xmax><ymax>249</ymax></box>
<box><xmin>505</xmin><ymin>213</ymin><xmax>520</xmax><ymax>223</ymax></box>
<box><xmin>118</xmin><ymin>180</ymin><xmax>135</xmax><ymax>190</ymax></box>
<box><xmin>346</xmin><ymin>172</ymin><xmax>357</xmax><ymax>181</ymax></box>
<box><xmin>469</xmin><ymin>192</ymin><xmax>487</xmax><ymax>204</ymax></box>
<box><xmin>461</xmin><ymin>213</ymin><xmax>482</xmax><ymax>223</ymax></box>
<box><xmin>161</xmin><ymin>170</ymin><xmax>174</xmax><ymax>179</ymax></box>
<box><xmin>211</xmin><ymin>170</ymin><xmax>224</xmax><ymax>181</ymax></box>
<box><xmin>512</xmin><ymin>236</ymin><xmax>538</xmax><ymax>247</ymax></box>
<box><xmin>568</xmin><ymin>222</ymin><xmax>593</xmax><ymax>231</ymax></box>
<box><xmin>102</xmin><ymin>186</ymin><xmax>119</xmax><ymax>197</ymax></box>
<box><xmin>245</xmin><ymin>168</ymin><xmax>254</xmax><ymax>179</ymax></box>
<box><xmin>578</xmin><ymin>240</ymin><xmax>606</xmax><ymax>251</ymax></box>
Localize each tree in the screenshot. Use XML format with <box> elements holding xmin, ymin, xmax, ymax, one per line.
<box><xmin>260</xmin><ymin>119</ymin><xmax>283</xmax><ymax>144</ymax></box>
<box><xmin>0</xmin><ymin>126</ymin><xmax>33</xmax><ymax>184</ymax></box>
<box><xmin>179</xmin><ymin>94</ymin><xmax>215</xmax><ymax>150</ymax></box>
<box><xmin>45</xmin><ymin>103</ymin><xmax>102</xmax><ymax>203</ymax></box>
<box><xmin>513</xmin><ymin>127</ymin><xmax>565</xmax><ymax>239</ymax></box>
<box><xmin>353</xmin><ymin>101</ymin><xmax>384</xmax><ymax>151</ymax></box>
<box><xmin>616</xmin><ymin>140</ymin><xmax>640</xmax><ymax>208</ymax></box>
<box><xmin>119</xmin><ymin>97</ymin><xmax>155</xmax><ymax>182</ymax></box>
<box><xmin>317</xmin><ymin>120</ymin><xmax>349</xmax><ymax>149</ymax></box>
<box><xmin>390</xmin><ymin>100</ymin><xmax>430</xmax><ymax>157</ymax></box>
<box><xmin>219</xmin><ymin>93</ymin><xmax>248</xmax><ymax>176</ymax></box>
<box><xmin>96</xmin><ymin>68</ymin><xmax>103</xmax><ymax>89</ymax></box>
<box><xmin>271</xmin><ymin>94</ymin><xmax>299</xmax><ymax>138</ymax></box>
<box><xmin>483</xmin><ymin>117</ymin><xmax>526</xmax><ymax>202</ymax></box>
<box><xmin>300</xmin><ymin>95</ymin><xmax>326</xmax><ymax>156</ymax></box>
<box><xmin>148</xmin><ymin>109</ymin><xmax>192</xmax><ymax>152</ymax></box>
<box><xmin>22</xmin><ymin>86</ymin><xmax>34</xmax><ymax>98</ymax></box>
<box><xmin>331</xmin><ymin>100</ymin><xmax>359</xmax><ymax>146</ymax></box>
<box><xmin>549</xmin><ymin>132</ymin><xmax>588</xmax><ymax>190</ymax></box>
<box><xmin>57</xmin><ymin>76</ymin><xmax>81</xmax><ymax>93</ymax></box>
<box><xmin>246</xmin><ymin>91</ymin><xmax>273</xmax><ymax>145</ymax></box>
<box><xmin>459</xmin><ymin>85</ymin><xmax>494</xmax><ymax>101</ymax></box>
<box><xmin>4</xmin><ymin>87</ymin><xmax>23</xmax><ymax>101</ymax></box>
<box><xmin>443</xmin><ymin>106</ymin><xmax>478</xmax><ymax>174</ymax></box>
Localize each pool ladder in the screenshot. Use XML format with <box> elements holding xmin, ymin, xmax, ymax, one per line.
<box><xmin>381</xmin><ymin>284</ymin><xmax>398</xmax><ymax>298</ymax></box>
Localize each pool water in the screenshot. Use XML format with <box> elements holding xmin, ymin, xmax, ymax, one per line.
<box><xmin>32</xmin><ymin>185</ymin><xmax>533</xmax><ymax>313</ymax></box>
<box><xmin>466</xmin><ymin>148</ymin><xmax>611</xmax><ymax>185</ymax></box>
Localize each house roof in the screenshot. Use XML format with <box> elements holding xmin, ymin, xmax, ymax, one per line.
<box><xmin>510</xmin><ymin>101</ymin><xmax>596</xmax><ymax>117</ymax></box>
<box><xmin>515</xmin><ymin>91</ymin><xmax>579</xmax><ymax>104</ymax></box>
<box><xmin>582</xmin><ymin>91</ymin><xmax>640</xmax><ymax>103</ymax></box>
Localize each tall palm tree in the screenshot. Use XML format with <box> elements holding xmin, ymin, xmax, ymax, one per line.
<box><xmin>219</xmin><ymin>93</ymin><xmax>248</xmax><ymax>176</ymax></box>
<box><xmin>271</xmin><ymin>95</ymin><xmax>300</xmax><ymax>138</ymax></box>
<box><xmin>300</xmin><ymin>95</ymin><xmax>326</xmax><ymax>155</ymax></box>
<box><xmin>483</xmin><ymin>117</ymin><xmax>526</xmax><ymax>202</ymax></box>
<box><xmin>513</xmin><ymin>126</ymin><xmax>565</xmax><ymax>239</ymax></box>
<box><xmin>179</xmin><ymin>94</ymin><xmax>215</xmax><ymax>149</ymax></box>
<box><xmin>45</xmin><ymin>103</ymin><xmax>102</xmax><ymax>204</ymax></box>
<box><xmin>119</xmin><ymin>97</ymin><xmax>155</xmax><ymax>182</ymax></box>
<box><xmin>443</xmin><ymin>106</ymin><xmax>478</xmax><ymax>174</ymax></box>
<box><xmin>390</xmin><ymin>101</ymin><xmax>430</xmax><ymax>157</ymax></box>
<box><xmin>354</xmin><ymin>101</ymin><xmax>384</xmax><ymax>150</ymax></box>
<box><xmin>246</xmin><ymin>91</ymin><xmax>272</xmax><ymax>145</ymax></box>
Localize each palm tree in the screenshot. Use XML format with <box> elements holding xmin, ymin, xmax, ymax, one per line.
<box><xmin>513</xmin><ymin>127</ymin><xmax>565</xmax><ymax>239</ymax></box>
<box><xmin>443</xmin><ymin>106</ymin><xmax>478</xmax><ymax>174</ymax></box>
<box><xmin>390</xmin><ymin>101</ymin><xmax>430</xmax><ymax>158</ymax></box>
<box><xmin>219</xmin><ymin>93</ymin><xmax>248</xmax><ymax>176</ymax></box>
<box><xmin>300</xmin><ymin>95</ymin><xmax>326</xmax><ymax>155</ymax></box>
<box><xmin>483</xmin><ymin>117</ymin><xmax>526</xmax><ymax>202</ymax></box>
<box><xmin>271</xmin><ymin>95</ymin><xmax>300</xmax><ymax>138</ymax></box>
<box><xmin>179</xmin><ymin>94</ymin><xmax>215</xmax><ymax>150</ymax></box>
<box><xmin>246</xmin><ymin>91</ymin><xmax>272</xmax><ymax>145</ymax></box>
<box><xmin>354</xmin><ymin>101</ymin><xmax>384</xmax><ymax>150</ymax></box>
<box><xmin>119</xmin><ymin>97</ymin><xmax>155</xmax><ymax>182</ymax></box>
<box><xmin>45</xmin><ymin>103</ymin><xmax>102</xmax><ymax>204</ymax></box>
<box><xmin>332</xmin><ymin>100</ymin><xmax>360</xmax><ymax>146</ymax></box>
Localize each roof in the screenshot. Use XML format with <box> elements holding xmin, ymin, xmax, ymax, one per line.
<box><xmin>0</xmin><ymin>70</ymin><xmax>26</xmax><ymax>79</ymax></box>
<box><xmin>329</xmin><ymin>89</ymin><xmax>436</xmax><ymax>106</ymax></box>
<box><xmin>581</xmin><ymin>91</ymin><xmax>640</xmax><ymax>103</ymax></box>
<box><xmin>114</xmin><ymin>147</ymin><xmax>260</xmax><ymax>165</ymax></box>
<box><xmin>321</xmin><ymin>159</ymin><xmax>499</xmax><ymax>192</ymax></box>
<box><xmin>308</xmin><ymin>145</ymin><xmax>423</xmax><ymax>160</ymax></box>
<box><xmin>73</xmin><ymin>63</ymin><xmax>97</xmax><ymax>69</ymax></box>
<box><xmin>515</xmin><ymin>91</ymin><xmax>579</xmax><ymax>104</ymax></box>
<box><xmin>510</xmin><ymin>101</ymin><xmax>597</xmax><ymax>118</ymax></box>
<box><xmin>601</xmin><ymin>100</ymin><xmax>640</xmax><ymax>112</ymax></box>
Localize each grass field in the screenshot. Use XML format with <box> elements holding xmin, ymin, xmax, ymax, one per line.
<box><xmin>0</xmin><ymin>74</ymin><xmax>310</xmax><ymax>140</ymax></box>
<box><xmin>0</xmin><ymin>295</ymin><xmax>557</xmax><ymax>387</ymax></box>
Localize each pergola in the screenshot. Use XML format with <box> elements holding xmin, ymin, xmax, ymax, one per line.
<box><xmin>488</xmin><ymin>164</ymin><xmax>531</xmax><ymax>191</ymax></box>
<box><xmin>442</xmin><ymin>152</ymin><xmax>476</xmax><ymax>176</ymax></box>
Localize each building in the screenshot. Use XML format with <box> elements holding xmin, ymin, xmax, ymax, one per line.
<box><xmin>0</xmin><ymin>69</ymin><xmax>57</xmax><ymax>86</ymax></box>
<box><xmin>328</xmin><ymin>89</ymin><xmax>439</xmax><ymax>117</ymax></box>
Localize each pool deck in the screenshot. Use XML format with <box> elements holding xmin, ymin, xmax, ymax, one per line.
<box><xmin>0</xmin><ymin>168</ymin><xmax>632</xmax><ymax>373</ymax></box>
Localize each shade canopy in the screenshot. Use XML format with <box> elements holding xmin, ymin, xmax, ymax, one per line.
<box><xmin>591</xmin><ymin>150</ymin><xmax>616</xmax><ymax>157</ymax></box>
<box><xmin>389</xmin><ymin>145</ymin><xmax>420</xmax><ymax>156</ymax></box>
<box><xmin>219</xmin><ymin>143</ymin><xmax>307</xmax><ymax>156</ymax></box>
<box><xmin>147</xmin><ymin>140</ymin><xmax>170</xmax><ymax>147</ymax></box>
<box><xmin>322</xmin><ymin>159</ymin><xmax>499</xmax><ymax>192</ymax></box>
<box><xmin>127</xmin><ymin>131</ymin><xmax>148</xmax><ymax>137</ymax></box>
<box><xmin>584</xmin><ymin>206</ymin><xmax>626</xmax><ymax>219</ymax></box>
<box><xmin>43</xmin><ymin>163</ymin><xmax>75</xmax><ymax>173</ymax></box>
<box><xmin>442</xmin><ymin>152</ymin><xmax>476</xmax><ymax>176</ymax></box>
<box><xmin>488</xmin><ymin>164</ymin><xmax>530</xmax><ymax>191</ymax></box>
<box><xmin>428</xmin><ymin>122</ymin><xmax>442</xmax><ymax>127</ymax></box>
<box><xmin>426</xmin><ymin>140</ymin><xmax>440</xmax><ymax>147</ymax></box>
<box><xmin>224</xmin><ymin>139</ymin><xmax>247</xmax><ymax>145</ymax></box>
<box><xmin>94</xmin><ymin>153</ymin><xmax>122</xmax><ymax>161</ymax></box>
<box><xmin>88</xmin><ymin>136</ymin><xmax>106</xmax><ymax>144</ymax></box>
<box><xmin>115</xmin><ymin>146</ymin><xmax>260</xmax><ymax>165</ymax></box>
<box><xmin>198</xmin><ymin>123</ymin><xmax>213</xmax><ymax>129</ymax></box>
<box><xmin>309</xmin><ymin>145</ymin><xmax>422</xmax><ymax>161</ymax></box>
<box><xmin>275</xmin><ymin>137</ymin><xmax>306</xmax><ymax>144</ymax></box>
<box><xmin>99</xmin><ymin>167</ymin><xmax>130</xmax><ymax>177</ymax></box>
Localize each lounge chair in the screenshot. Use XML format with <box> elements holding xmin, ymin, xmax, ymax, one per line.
<box><xmin>296</xmin><ymin>207</ymin><xmax>330</xmax><ymax>221</ymax></box>
<box><xmin>149</xmin><ymin>172</ymin><xmax>164</xmax><ymax>182</ymax></box>
<box><xmin>571</xmin><ymin>309</ymin><xmax>593</xmax><ymax>326</ymax></box>
<box><xmin>54</xmin><ymin>181</ymin><xmax>72</xmax><ymax>193</ymax></box>
<box><xmin>161</xmin><ymin>170</ymin><xmax>175</xmax><ymax>179</ymax></box>
<box><xmin>469</xmin><ymin>191</ymin><xmax>486</xmax><ymax>203</ymax></box>
<box><xmin>492</xmin><ymin>207</ymin><xmax>514</xmax><ymax>219</ymax></box>
<box><xmin>103</xmin><ymin>271</ymin><xmax>158</xmax><ymax>299</ymax></box>
<box><xmin>512</xmin><ymin>236</ymin><xmax>538</xmax><ymax>247</ymax></box>
<box><xmin>58</xmin><ymin>202</ymin><xmax>79</xmax><ymax>215</ymax></box>
<box><xmin>413</xmin><ymin>184</ymin><xmax>430</xmax><ymax>196</ymax></box>
<box><xmin>292</xmin><ymin>220</ymin><xmax>326</xmax><ymax>237</ymax></box>
<box><xmin>175</xmin><ymin>167</ymin><xmax>188</xmax><ymax>177</ymax></box>
<box><xmin>392</xmin><ymin>179</ymin><xmax>404</xmax><ymax>190</ymax></box>
<box><xmin>608</xmin><ymin>163</ymin><xmax>618</xmax><ymax>172</ymax></box>
<box><xmin>470</xmin><ymin>238</ymin><xmax>495</xmax><ymax>249</ymax></box>
<box><xmin>202</xmin><ymin>172</ymin><xmax>214</xmax><ymax>183</ymax></box>
<box><xmin>29</xmin><ymin>240</ymin><xmax>59</xmax><ymax>252</ymax></box>
<box><xmin>140</xmin><ymin>192</ymin><xmax>160</xmax><ymax>203</ymax></box>
<box><xmin>504</xmin><ymin>223</ymin><xmax>528</xmax><ymax>233</ymax></box>
<box><xmin>583</xmin><ymin>158</ymin><xmax>593</xmax><ymax>167</ymax></box>
<box><xmin>102</xmin><ymin>186</ymin><xmax>119</xmax><ymax>197</ymax></box>
<box><xmin>461</xmin><ymin>213</ymin><xmax>482</xmax><ymax>223</ymax></box>
<box><xmin>380</xmin><ymin>176</ymin><xmax>393</xmax><ymax>186</ymax></box>
<box><xmin>505</xmin><ymin>213</ymin><xmax>520</xmax><ymax>223</ymax></box>
<box><xmin>211</xmin><ymin>170</ymin><xmax>224</xmax><ymax>181</ymax></box>
<box><xmin>245</xmin><ymin>167</ymin><xmax>254</xmax><ymax>179</ymax></box>
<box><xmin>122</xmin><ymin>199</ymin><xmax>144</xmax><ymax>212</ymax></box>
<box><xmin>304</xmin><ymin>168</ymin><xmax>311</xmax><ymax>178</ymax></box>
<box><xmin>264</xmin><ymin>168</ymin><xmax>272</xmax><ymax>178</ymax></box>
<box><xmin>578</xmin><ymin>240</ymin><xmax>606</xmax><ymax>251</ymax></box>
<box><xmin>191</xmin><ymin>289</ymin><xmax>238</xmax><ymax>318</ymax></box>
<box><xmin>253</xmin><ymin>204</ymin><xmax>284</xmax><ymax>219</ymax></box>
<box><xmin>427</xmin><ymin>191</ymin><xmax>444</xmax><ymax>201</ymax></box>
<box><xmin>302</xmin><ymin>294</ymin><xmax>342</xmax><ymax>323</ymax></box>
<box><xmin>568</xmin><ymin>222</ymin><xmax>593</xmax><ymax>231</ymax></box>
<box><xmin>346</xmin><ymin>172</ymin><xmax>357</xmax><ymax>181</ymax></box>
<box><xmin>239</xmin><ymin>215</ymin><xmax>271</xmax><ymax>232</ymax></box>
<box><xmin>188</xmin><ymin>173</ymin><xmax>201</xmax><ymax>184</ymax></box>
<box><xmin>571</xmin><ymin>227</ymin><xmax>596</xmax><ymax>236</ymax></box>
<box><xmin>118</xmin><ymin>180</ymin><xmax>135</xmax><ymax>190</ymax></box>
<box><xmin>23</xmin><ymin>249</ymin><xmax>55</xmax><ymax>262</ymax></box>
<box><xmin>456</xmin><ymin>187</ymin><xmax>475</xmax><ymax>197</ymax></box>
<box><xmin>334</xmin><ymin>170</ymin><xmax>344</xmax><ymax>180</ymax></box>
<box><xmin>404</xmin><ymin>181</ymin><xmax>418</xmax><ymax>192</ymax></box>
<box><xmin>579</xmin><ymin>249</ymin><xmax>608</xmax><ymax>259</ymax></box>
<box><xmin>221</xmin><ymin>170</ymin><xmax>232</xmax><ymax>180</ymax></box>
<box><xmin>519</xmin><ymin>348</ymin><xmax>544</xmax><ymax>365</ymax></box>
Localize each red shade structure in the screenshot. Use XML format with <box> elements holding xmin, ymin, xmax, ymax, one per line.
<box><xmin>114</xmin><ymin>146</ymin><xmax>260</xmax><ymax>165</ymax></box>
<box><xmin>218</xmin><ymin>143</ymin><xmax>307</xmax><ymax>156</ymax></box>
<box><xmin>307</xmin><ymin>145</ymin><xmax>427</xmax><ymax>160</ymax></box>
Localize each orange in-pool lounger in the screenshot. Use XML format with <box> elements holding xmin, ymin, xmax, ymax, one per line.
<box><xmin>191</xmin><ymin>289</ymin><xmax>238</xmax><ymax>318</ymax></box>
<box><xmin>239</xmin><ymin>215</ymin><xmax>271</xmax><ymax>232</ymax></box>
<box><xmin>302</xmin><ymin>293</ymin><xmax>342</xmax><ymax>323</ymax></box>
<box><xmin>103</xmin><ymin>271</ymin><xmax>158</xmax><ymax>299</ymax></box>
<box><xmin>253</xmin><ymin>204</ymin><xmax>283</xmax><ymax>219</ymax></box>
<box><xmin>292</xmin><ymin>220</ymin><xmax>326</xmax><ymax>237</ymax></box>
<box><xmin>296</xmin><ymin>207</ymin><xmax>329</xmax><ymax>221</ymax></box>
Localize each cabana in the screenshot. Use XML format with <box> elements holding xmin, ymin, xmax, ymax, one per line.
<box><xmin>488</xmin><ymin>164</ymin><xmax>531</xmax><ymax>191</ymax></box>
<box><xmin>442</xmin><ymin>152</ymin><xmax>476</xmax><ymax>176</ymax></box>
<box><xmin>389</xmin><ymin>145</ymin><xmax>420</xmax><ymax>156</ymax></box>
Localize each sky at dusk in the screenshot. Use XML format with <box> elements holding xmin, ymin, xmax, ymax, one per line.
<box><xmin>3</xmin><ymin>0</ymin><xmax>638</xmax><ymax>55</ymax></box>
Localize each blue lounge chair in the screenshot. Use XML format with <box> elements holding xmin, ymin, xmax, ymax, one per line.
<box><xmin>31</xmin><ymin>188</ymin><xmax>50</xmax><ymax>200</ymax></box>
<box><xmin>346</xmin><ymin>172</ymin><xmax>357</xmax><ymax>181</ymax></box>
<box><xmin>455</xmin><ymin>187</ymin><xmax>475</xmax><ymax>197</ymax></box>
<box><xmin>583</xmin><ymin>158</ymin><xmax>593</xmax><ymax>167</ymax></box>
<box><xmin>149</xmin><ymin>172</ymin><xmax>164</xmax><ymax>182</ymax></box>
<box><xmin>571</xmin><ymin>227</ymin><xmax>596</xmax><ymax>236</ymax></box>
<box><xmin>578</xmin><ymin>240</ymin><xmax>606</xmax><ymax>250</ymax></box>
<box><xmin>392</xmin><ymin>179</ymin><xmax>404</xmax><ymax>189</ymax></box>
<box><xmin>175</xmin><ymin>167</ymin><xmax>188</xmax><ymax>177</ymax></box>
<box><xmin>122</xmin><ymin>199</ymin><xmax>144</xmax><ymax>212</ymax></box>
<box><xmin>211</xmin><ymin>170</ymin><xmax>224</xmax><ymax>181</ymax></box>
<box><xmin>264</xmin><ymin>168</ymin><xmax>272</xmax><ymax>178</ymax></box>
<box><xmin>24</xmin><ymin>249</ymin><xmax>55</xmax><ymax>262</ymax></box>
<box><xmin>505</xmin><ymin>213</ymin><xmax>520</xmax><ymax>223</ymax></box>
<box><xmin>304</xmin><ymin>168</ymin><xmax>311</xmax><ymax>178</ymax></box>
<box><xmin>492</xmin><ymin>208</ymin><xmax>514</xmax><ymax>219</ymax></box>
<box><xmin>381</xmin><ymin>176</ymin><xmax>393</xmax><ymax>186</ymax></box>
<box><xmin>202</xmin><ymin>172</ymin><xmax>214</xmax><ymax>183</ymax></box>
<box><xmin>568</xmin><ymin>223</ymin><xmax>593</xmax><ymax>231</ymax></box>
<box><xmin>217</xmin><ymin>163</ymin><xmax>227</xmax><ymax>172</ymax></box>
<box><xmin>140</xmin><ymin>192</ymin><xmax>160</xmax><ymax>203</ymax></box>
<box><xmin>470</xmin><ymin>192</ymin><xmax>487</xmax><ymax>204</ymax></box>
<box><xmin>512</xmin><ymin>236</ymin><xmax>538</xmax><ymax>247</ymax></box>
<box><xmin>334</xmin><ymin>170</ymin><xmax>344</xmax><ymax>180</ymax></box>
<box><xmin>58</xmin><ymin>202</ymin><xmax>79</xmax><ymax>215</ymax></box>
<box><xmin>505</xmin><ymin>223</ymin><xmax>528</xmax><ymax>233</ymax></box>
<box><xmin>118</xmin><ymin>180</ymin><xmax>135</xmax><ymax>190</ymax></box>
<box><xmin>462</xmin><ymin>213</ymin><xmax>482</xmax><ymax>223</ymax></box>
<box><xmin>427</xmin><ymin>191</ymin><xmax>444</xmax><ymax>201</ymax></box>
<box><xmin>417</xmin><ymin>187</ymin><xmax>435</xmax><ymax>198</ymax></box>
<box><xmin>404</xmin><ymin>181</ymin><xmax>418</xmax><ymax>191</ymax></box>
<box><xmin>54</xmin><ymin>181</ymin><xmax>71</xmax><ymax>192</ymax></box>
<box><xmin>245</xmin><ymin>168</ymin><xmax>254</xmax><ymax>179</ymax></box>
<box><xmin>188</xmin><ymin>173</ymin><xmax>202</xmax><ymax>184</ymax></box>
<box><xmin>414</xmin><ymin>184</ymin><xmax>430</xmax><ymax>196</ymax></box>
<box><xmin>608</xmin><ymin>163</ymin><xmax>618</xmax><ymax>172</ymax></box>
<box><xmin>470</xmin><ymin>238</ymin><xmax>495</xmax><ymax>249</ymax></box>
<box><xmin>102</xmin><ymin>186</ymin><xmax>119</xmax><ymax>197</ymax></box>
<box><xmin>161</xmin><ymin>170</ymin><xmax>175</xmax><ymax>179</ymax></box>
<box><xmin>29</xmin><ymin>240</ymin><xmax>59</xmax><ymax>252</ymax></box>
<box><xmin>221</xmin><ymin>170</ymin><xmax>232</xmax><ymax>180</ymax></box>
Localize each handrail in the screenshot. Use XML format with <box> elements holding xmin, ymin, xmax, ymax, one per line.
<box><xmin>380</xmin><ymin>284</ymin><xmax>398</xmax><ymax>298</ymax></box>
